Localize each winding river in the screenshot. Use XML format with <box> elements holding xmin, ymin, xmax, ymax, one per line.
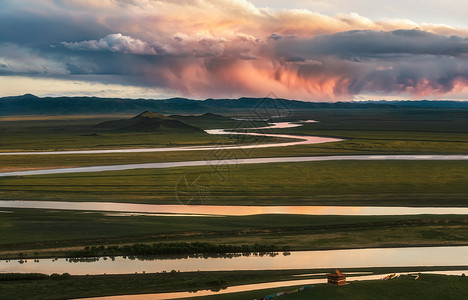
<box><xmin>0</xmin><ymin>122</ymin><xmax>341</xmax><ymax>156</ymax></box>
<box><xmin>1</xmin><ymin>121</ymin><xmax>468</xmax><ymax>178</ymax></box>
<box><xmin>1</xmin><ymin>121</ymin><xmax>468</xmax><ymax>298</ymax></box>
<box><xmin>2</xmin><ymin>201</ymin><xmax>468</xmax><ymax>216</ymax></box>
<box><xmin>1</xmin><ymin>154</ymin><xmax>468</xmax><ymax>177</ymax></box>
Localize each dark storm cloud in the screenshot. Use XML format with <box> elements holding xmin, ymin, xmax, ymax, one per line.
<box><xmin>274</xmin><ymin>29</ymin><xmax>468</xmax><ymax>59</ymax></box>
<box><xmin>0</xmin><ymin>9</ymin><xmax>110</xmax><ymax>47</ymax></box>
<box><xmin>264</xmin><ymin>29</ymin><xmax>468</xmax><ymax>96</ymax></box>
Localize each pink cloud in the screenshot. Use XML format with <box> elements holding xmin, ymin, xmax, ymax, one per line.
<box><xmin>3</xmin><ymin>0</ymin><xmax>468</xmax><ymax>100</ymax></box>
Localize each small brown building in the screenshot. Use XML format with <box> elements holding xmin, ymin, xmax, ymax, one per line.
<box><xmin>327</xmin><ymin>269</ymin><xmax>346</xmax><ymax>285</ymax></box>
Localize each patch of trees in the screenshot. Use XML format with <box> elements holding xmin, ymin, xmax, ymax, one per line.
<box><xmin>0</xmin><ymin>273</ymin><xmax>71</xmax><ymax>281</ymax></box>
<box><xmin>66</xmin><ymin>242</ymin><xmax>290</xmax><ymax>258</ymax></box>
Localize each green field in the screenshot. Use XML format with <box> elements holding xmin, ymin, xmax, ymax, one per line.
<box><xmin>1</xmin><ymin>209</ymin><xmax>467</xmax><ymax>258</ymax></box>
<box><xmin>2</xmin><ymin>109</ymin><xmax>468</xmax><ymax>298</ymax></box>
<box><xmin>2</xmin><ymin>109</ymin><xmax>468</xmax><ymax>172</ymax></box>
<box><xmin>1</xmin><ymin>271</ymin><xmax>466</xmax><ymax>300</ymax></box>
<box><xmin>2</xmin><ymin>160</ymin><xmax>468</xmax><ymax>206</ymax></box>
<box><xmin>0</xmin><ymin>117</ymin><xmax>267</xmax><ymax>152</ymax></box>
<box><xmin>191</xmin><ymin>274</ymin><xmax>468</xmax><ymax>300</ymax></box>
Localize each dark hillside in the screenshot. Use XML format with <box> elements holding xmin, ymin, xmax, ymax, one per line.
<box><xmin>95</xmin><ymin>111</ymin><xmax>204</xmax><ymax>132</ymax></box>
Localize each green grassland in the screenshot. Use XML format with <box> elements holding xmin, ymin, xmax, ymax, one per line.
<box><xmin>2</xmin><ymin>110</ymin><xmax>468</xmax><ymax>256</ymax></box>
<box><xmin>1</xmin><ymin>209</ymin><xmax>467</xmax><ymax>258</ymax></box>
<box><xmin>0</xmin><ymin>117</ymin><xmax>257</xmax><ymax>152</ymax></box>
<box><xmin>2</xmin><ymin>160</ymin><xmax>468</xmax><ymax>206</ymax></box>
<box><xmin>1</xmin><ymin>270</ymin><xmax>312</xmax><ymax>300</ymax></box>
<box><xmin>0</xmin><ymin>271</ymin><xmax>467</xmax><ymax>300</ymax></box>
<box><xmin>1</xmin><ymin>109</ymin><xmax>468</xmax><ymax>298</ymax></box>
<box><xmin>2</xmin><ymin>109</ymin><xmax>468</xmax><ymax>172</ymax></box>
<box><xmin>192</xmin><ymin>274</ymin><xmax>468</xmax><ymax>300</ymax></box>
<box><xmin>4</xmin><ymin>129</ymin><xmax>468</xmax><ymax>172</ymax></box>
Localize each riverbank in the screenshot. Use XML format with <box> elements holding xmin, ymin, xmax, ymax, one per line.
<box><xmin>189</xmin><ymin>273</ymin><xmax>468</xmax><ymax>300</ymax></box>
<box><xmin>0</xmin><ymin>269</ymin><xmax>466</xmax><ymax>300</ymax></box>
<box><xmin>1</xmin><ymin>209</ymin><xmax>468</xmax><ymax>259</ymax></box>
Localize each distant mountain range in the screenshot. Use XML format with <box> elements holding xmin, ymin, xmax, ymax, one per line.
<box><xmin>1</xmin><ymin>94</ymin><xmax>468</xmax><ymax>116</ymax></box>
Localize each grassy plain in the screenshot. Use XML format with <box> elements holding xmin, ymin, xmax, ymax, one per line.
<box><xmin>192</xmin><ymin>274</ymin><xmax>468</xmax><ymax>300</ymax></box>
<box><xmin>2</xmin><ymin>108</ymin><xmax>468</xmax><ymax>172</ymax></box>
<box><xmin>1</xmin><ymin>160</ymin><xmax>468</xmax><ymax>206</ymax></box>
<box><xmin>1</xmin><ymin>209</ymin><xmax>467</xmax><ymax>258</ymax></box>
<box><xmin>0</xmin><ymin>272</ymin><xmax>467</xmax><ymax>300</ymax></box>
<box><xmin>0</xmin><ymin>116</ymin><xmax>263</xmax><ymax>152</ymax></box>
<box><xmin>1</xmin><ymin>109</ymin><xmax>468</xmax><ymax>298</ymax></box>
<box><xmin>1</xmin><ymin>110</ymin><xmax>468</xmax><ymax>254</ymax></box>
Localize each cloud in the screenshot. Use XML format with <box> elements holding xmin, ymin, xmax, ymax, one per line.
<box><xmin>268</xmin><ymin>33</ymin><xmax>282</xmax><ymax>40</ymax></box>
<box><xmin>305</xmin><ymin>30</ymin><xmax>468</xmax><ymax>58</ymax></box>
<box><xmin>262</xmin><ymin>29</ymin><xmax>468</xmax><ymax>98</ymax></box>
<box><xmin>2</xmin><ymin>0</ymin><xmax>468</xmax><ymax>100</ymax></box>
<box><xmin>0</xmin><ymin>43</ymin><xmax>69</xmax><ymax>75</ymax></box>
<box><xmin>62</xmin><ymin>33</ymin><xmax>157</xmax><ymax>55</ymax></box>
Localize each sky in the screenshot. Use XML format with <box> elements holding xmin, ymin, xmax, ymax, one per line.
<box><xmin>1</xmin><ymin>0</ymin><xmax>468</xmax><ymax>101</ymax></box>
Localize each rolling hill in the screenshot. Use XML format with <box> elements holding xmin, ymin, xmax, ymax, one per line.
<box><xmin>169</xmin><ymin>112</ymin><xmax>241</xmax><ymax>129</ymax></box>
<box><xmin>94</xmin><ymin>111</ymin><xmax>204</xmax><ymax>132</ymax></box>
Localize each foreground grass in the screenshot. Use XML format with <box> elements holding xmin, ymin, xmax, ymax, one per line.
<box><xmin>0</xmin><ymin>270</ymin><xmax>302</xmax><ymax>300</ymax></box>
<box><xmin>1</xmin><ymin>209</ymin><xmax>467</xmax><ymax>258</ymax></box>
<box><xmin>2</xmin><ymin>160</ymin><xmax>468</xmax><ymax>206</ymax></box>
<box><xmin>0</xmin><ymin>271</ymin><xmax>466</xmax><ymax>300</ymax></box>
<box><xmin>192</xmin><ymin>274</ymin><xmax>468</xmax><ymax>300</ymax></box>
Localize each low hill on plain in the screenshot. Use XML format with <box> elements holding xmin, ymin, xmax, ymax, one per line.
<box><xmin>95</xmin><ymin>111</ymin><xmax>204</xmax><ymax>132</ymax></box>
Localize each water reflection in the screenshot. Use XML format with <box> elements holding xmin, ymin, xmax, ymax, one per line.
<box><xmin>2</xmin><ymin>201</ymin><xmax>468</xmax><ymax>216</ymax></box>
<box><xmin>2</xmin><ymin>246</ymin><xmax>467</xmax><ymax>276</ymax></box>
<box><xmin>66</xmin><ymin>252</ymin><xmax>280</xmax><ymax>263</ymax></box>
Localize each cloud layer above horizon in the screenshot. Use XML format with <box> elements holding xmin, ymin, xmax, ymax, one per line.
<box><xmin>2</xmin><ymin>0</ymin><xmax>468</xmax><ymax>100</ymax></box>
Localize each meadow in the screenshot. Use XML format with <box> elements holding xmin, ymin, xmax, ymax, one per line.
<box><xmin>191</xmin><ymin>274</ymin><xmax>468</xmax><ymax>300</ymax></box>
<box><xmin>1</xmin><ymin>160</ymin><xmax>468</xmax><ymax>206</ymax></box>
<box><xmin>0</xmin><ymin>115</ymin><xmax>265</xmax><ymax>152</ymax></box>
<box><xmin>1</xmin><ymin>209</ymin><xmax>467</xmax><ymax>258</ymax></box>
<box><xmin>0</xmin><ymin>271</ymin><xmax>466</xmax><ymax>300</ymax></box>
<box><xmin>2</xmin><ymin>108</ymin><xmax>468</xmax><ymax>298</ymax></box>
<box><xmin>2</xmin><ymin>108</ymin><xmax>468</xmax><ymax>173</ymax></box>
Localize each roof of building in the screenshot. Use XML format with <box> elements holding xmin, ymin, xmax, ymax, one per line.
<box><xmin>328</xmin><ymin>269</ymin><xmax>345</xmax><ymax>277</ymax></box>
